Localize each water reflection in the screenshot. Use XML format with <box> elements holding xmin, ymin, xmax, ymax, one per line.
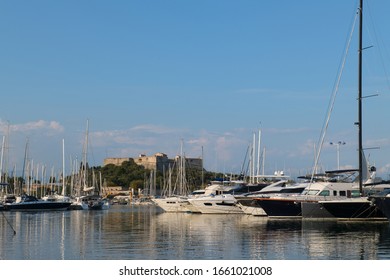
<box><xmin>1</xmin><ymin>205</ymin><xmax>390</xmax><ymax>260</ymax></box>
<box><xmin>301</xmin><ymin>220</ymin><xmax>387</xmax><ymax>260</ymax></box>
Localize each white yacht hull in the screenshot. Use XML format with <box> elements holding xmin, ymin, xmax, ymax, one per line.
<box><xmin>188</xmin><ymin>194</ymin><xmax>244</xmax><ymax>214</ymax></box>
<box><xmin>152</xmin><ymin>197</ymin><xmax>190</xmax><ymax>212</ymax></box>
<box><xmin>237</xmin><ymin>203</ymin><xmax>267</xmax><ymax>216</ymax></box>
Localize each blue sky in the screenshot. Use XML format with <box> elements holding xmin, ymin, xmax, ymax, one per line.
<box><xmin>1</xmin><ymin>0</ymin><xmax>390</xmax><ymax>180</ymax></box>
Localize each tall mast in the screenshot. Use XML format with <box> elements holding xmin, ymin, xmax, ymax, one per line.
<box><xmin>0</xmin><ymin>136</ymin><xmax>5</xmax><ymax>183</ymax></box>
<box><xmin>201</xmin><ymin>146</ymin><xmax>204</xmax><ymax>187</ymax></box>
<box><xmin>62</xmin><ymin>138</ymin><xmax>65</xmax><ymax>196</ymax></box>
<box><xmin>83</xmin><ymin>119</ymin><xmax>89</xmax><ymax>190</ymax></box>
<box><xmin>358</xmin><ymin>0</ymin><xmax>363</xmax><ymax>194</ymax></box>
<box><xmin>180</xmin><ymin>138</ymin><xmax>185</xmax><ymax>195</ymax></box>
<box><xmin>21</xmin><ymin>138</ymin><xmax>29</xmax><ymax>195</ymax></box>
<box><xmin>256</xmin><ymin>129</ymin><xmax>261</xmax><ymax>183</ymax></box>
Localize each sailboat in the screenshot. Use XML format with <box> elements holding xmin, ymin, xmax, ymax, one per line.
<box><xmin>317</xmin><ymin>0</ymin><xmax>389</xmax><ymax>220</ymax></box>
<box><xmin>152</xmin><ymin>140</ymin><xmax>191</xmax><ymax>212</ymax></box>
<box><xmin>4</xmin><ymin>140</ymin><xmax>71</xmax><ymax>211</ymax></box>
<box><xmin>69</xmin><ymin>120</ymin><xmax>109</xmax><ymax>210</ymax></box>
<box><xmin>41</xmin><ymin>139</ymin><xmax>71</xmax><ymax>203</ymax></box>
<box><xmin>254</xmin><ymin>0</ymin><xmax>390</xmax><ymax>219</ymax></box>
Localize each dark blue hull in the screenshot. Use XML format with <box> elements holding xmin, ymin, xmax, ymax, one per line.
<box><xmin>254</xmin><ymin>198</ymin><xmax>302</xmax><ymax>217</ymax></box>
<box><xmin>371</xmin><ymin>196</ymin><xmax>390</xmax><ymax>221</ymax></box>
<box><xmin>4</xmin><ymin>201</ymin><xmax>71</xmax><ymax>211</ymax></box>
<box><xmin>301</xmin><ymin>201</ymin><xmax>334</xmax><ymax>218</ymax></box>
<box><xmin>320</xmin><ymin>200</ymin><xmax>385</xmax><ymax>219</ymax></box>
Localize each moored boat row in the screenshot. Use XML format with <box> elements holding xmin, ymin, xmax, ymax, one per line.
<box><xmin>150</xmin><ymin>165</ymin><xmax>390</xmax><ymax>223</ymax></box>
<box><xmin>0</xmin><ymin>193</ymin><xmax>110</xmax><ymax>211</ymax></box>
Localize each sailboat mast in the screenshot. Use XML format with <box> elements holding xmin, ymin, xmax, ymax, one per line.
<box><xmin>0</xmin><ymin>136</ymin><xmax>5</xmax><ymax>183</ymax></box>
<box><xmin>180</xmin><ymin>139</ymin><xmax>185</xmax><ymax>195</ymax></box>
<box><xmin>201</xmin><ymin>146</ymin><xmax>204</xmax><ymax>187</ymax></box>
<box><xmin>83</xmin><ymin>120</ymin><xmax>89</xmax><ymax>190</ymax></box>
<box><xmin>21</xmin><ymin>138</ymin><xmax>29</xmax><ymax>195</ymax></box>
<box><xmin>62</xmin><ymin>139</ymin><xmax>66</xmax><ymax>196</ymax></box>
<box><xmin>358</xmin><ymin>0</ymin><xmax>363</xmax><ymax>194</ymax></box>
<box><xmin>256</xmin><ymin>129</ymin><xmax>261</xmax><ymax>183</ymax></box>
<box><xmin>253</xmin><ymin>133</ymin><xmax>256</xmax><ymax>183</ymax></box>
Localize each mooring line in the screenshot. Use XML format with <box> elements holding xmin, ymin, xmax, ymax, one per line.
<box><xmin>1</xmin><ymin>210</ymin><xmax>16</xmax><ymax>235</ymax></box>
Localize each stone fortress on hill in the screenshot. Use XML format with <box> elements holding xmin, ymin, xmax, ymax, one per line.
<box><xmin>104</xmin><ymin>152</ymin><xmax>203</xmax><ymax>173</ymax></box>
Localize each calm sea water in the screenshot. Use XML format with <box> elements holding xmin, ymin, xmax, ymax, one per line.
<box><xmin>1</xmin><ymin>205</ymin><xmax>390</xmax><ymax>260</ymax></box>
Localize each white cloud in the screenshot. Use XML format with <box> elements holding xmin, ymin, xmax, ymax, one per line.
<box><xmin>89</xmin><ymin>124</ymin><xmax>186</xmax><ymax>148</ymax></box>
<box><xmin>0</xmin><ymin>119</ymin><xmax>64</xmax><ymax>134</ymax></box>
<box><xmin>131</xmin><ymin>124</ymin><xmax>183</xmax><ymax>134</ymax></box>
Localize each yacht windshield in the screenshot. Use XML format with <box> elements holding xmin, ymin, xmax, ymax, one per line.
<box><xmin>302</xmin><ymin>189</ymin><xmax>319</xmax><ymax>195</ymax></box>
<box><xmin>318</xmin><ymin>190</ymin><xmax>330</xmax><ymax>196</ymax></box>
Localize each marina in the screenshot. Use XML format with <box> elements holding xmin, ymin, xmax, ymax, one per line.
<box><xmin>2</xmin><ymin>204</ymin><xmax>390</xmax><ymax>260</ymax></box>
<box><xmin>1</xmin><ymin>1</ymin><xmax>390</xmax><ymax>273</ymax></box>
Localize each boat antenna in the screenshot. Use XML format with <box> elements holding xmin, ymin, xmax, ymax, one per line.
<box><xmin>1</xmin><ymin>211</ymin><xmax>16</xmax><ymax>235</ymax></box>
